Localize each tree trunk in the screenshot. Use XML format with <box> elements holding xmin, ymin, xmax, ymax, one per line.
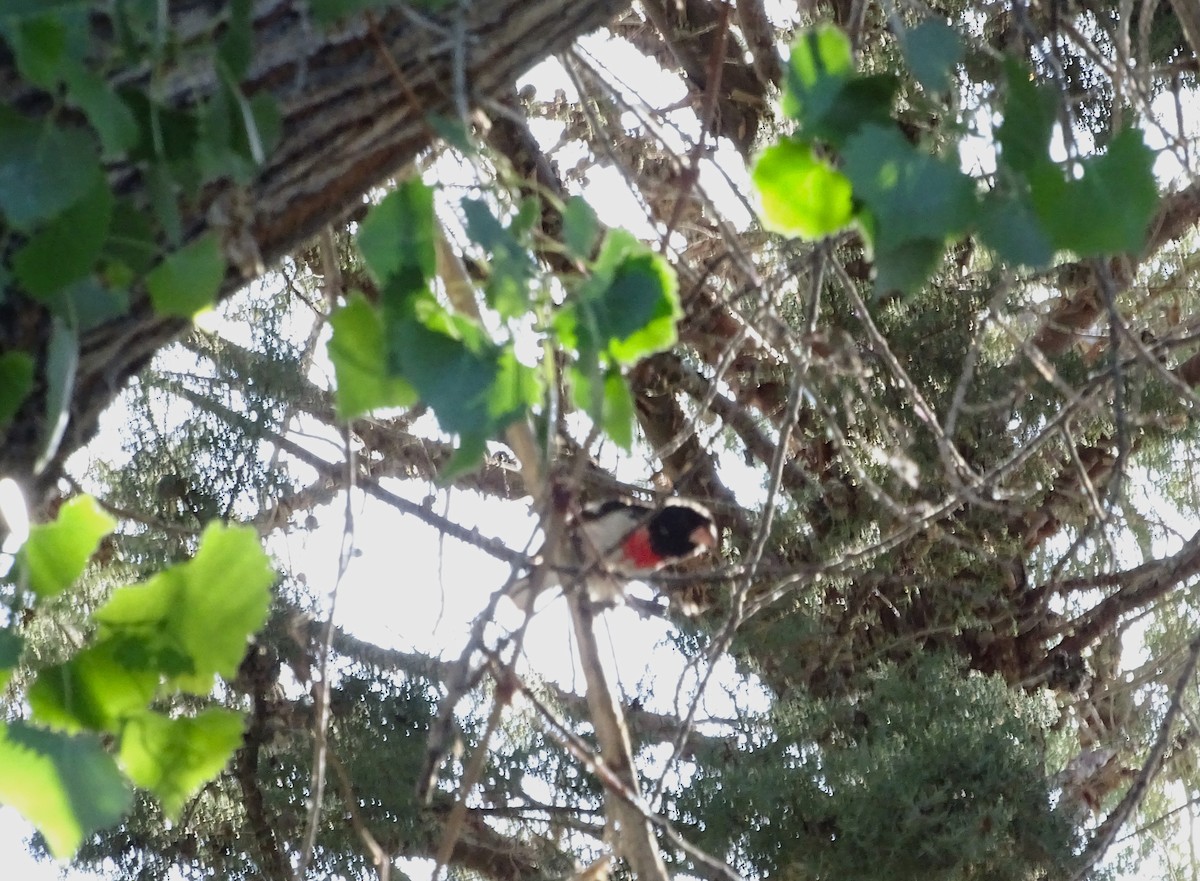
<box><xmin>1</xmin><ymin>0</ymin><xmax>630</xmax><ymax>505</ymax></box>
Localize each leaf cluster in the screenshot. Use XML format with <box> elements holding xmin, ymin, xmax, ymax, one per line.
<box><xmin>0</xmin><ymin>0</ymin><xmax>281</xmax><ymax>460</ymax></box>
<box><xmin>752</xmin><ymin>23</ymin><xmax>1159</xmax><ymax>295</ymax></box>
<box><xmin>328</xmin><ymin>180</ymin><xmax>681</xmax><ymax>471</ymax></box>
<box><xmin>1</xmin><ymin>506</ymin><xmax>274</xmax><ymax>858</ymax></box>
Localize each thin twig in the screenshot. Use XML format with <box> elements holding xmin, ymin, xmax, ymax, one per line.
<box><xmin>295</xmin><ymin>423</ymin><xmax>357</xmax><ymax>880</ymax></box>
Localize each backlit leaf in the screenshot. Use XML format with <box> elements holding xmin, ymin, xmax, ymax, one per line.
<box><xmin>782</xmin><ymin>26</ymin><xmax>896</xmax><ymax>144</ymax></box>
<box><xmin>558</xmin><ymin>231</ymin><xmax>681</xmax><ymax>365</ymax></box>
<box><xmin>29</xmin><ymin>638</ymin><xmax>160</xmax><ymax>733</ymax></box>
<box><xmin>0</xmin><ymin>631</ymin><xmax>22</xmax><ymax>691</ymax></box>
<box><xmin>602</xmin><ymin>368</ymin><xmax>635</xmax><ymax>451</ymax></box>
<box><xmin>461</xmin><ymin>197</ymin><xmax>536</xmax><ymax>317</ymax></box>
<box><xmin>21</xmin><ymin>494</ymin><xmax>115</xmax><ymax>598</ymax></box>
<box><xmin>563</xmin><ymin>196</ymin><xmax>601</xmax><ymax>261</ymax></box>
<box><xmin>873</xmin><ymin>238</ymin><xmax>944</xmax><ymax>296</ymax></box>
<box><xmin>93</xmin><ymin>523</ymin><xmax>273</xmax><ymax>695</ymax></box>
<box><xmin>328</xmin><ymin>293</ymin><xmax>418</xmax><ymax>420</ymax></box>
<box><xmin>978</xmin><ymin>191</ymin><xmax>1053</xmax><ymax>268</ymax></box>
<box><xmin>752</xmin><ymin>138</ymin><xmax>854</xmax><ymax>238</ymax></box>
<box><xmin>782</xmin><ymin>25</ymin><xmax>854</xmax><ymax>124</ymax></box>
<box><xmin>118</xmin><ymin>708</ymin><xmax>245</xmax><ymax>818</ymax></box>
<box><xmin>1029</xmin><ymin>128</ymin><xmax>1158</xmax><ymax>256</ymax></box>
<box><xmin>357</xmin><ymin>178</ymin><xmax>437</xmax><ymax>286</ymax></box>
<box><xmin>996</xmin><ymin>60</ymin><xmax>1058</xmax><ymax>176</ymax></box>
<box><xmin>0</xmin><ymin>721</ymin><xmax>131</xmax><ymax>859</ymax></box>
<box><xmin>391</xmin><ymin>318</ymin><xmax>509</xmax><ymax>437</ymax></box>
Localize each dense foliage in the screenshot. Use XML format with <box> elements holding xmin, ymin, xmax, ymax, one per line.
<box><xmin>3</xmin><ymin>1</ymin><xmax>1200</xmax><ymax>880</ymax></box>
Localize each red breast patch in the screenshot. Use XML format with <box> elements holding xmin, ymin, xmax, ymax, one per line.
<box><xmin>622</xmin><ymin>527</ymin><xmax>660</xmax><ymax>569</ymax></box>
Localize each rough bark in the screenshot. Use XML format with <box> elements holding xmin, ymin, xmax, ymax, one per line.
<box><xmin>2</xmin><ymin>0</ymin><xmax>631</xmax><ymax>506</ymax></box>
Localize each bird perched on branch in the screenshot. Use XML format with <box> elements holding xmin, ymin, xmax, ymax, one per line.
<box><xmin>507</xmin><ymin>498</ymin><xmax>718</xmax><ymax>611</ymax></box>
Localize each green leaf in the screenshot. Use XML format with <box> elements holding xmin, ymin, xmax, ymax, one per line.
<box><xmin>327</xmin><ymin>293</ymin><xmax>419</xmax><ymax>420</ymax></box>
<box><xmin>97</xmin><ymin>523</ymin><xmax>273</xmax><ymax>696</ymax></box>
<box><xmin>426</xmin><ymin>113</ymin><xmax>474</xmax><ymax>154</ymax></box>
<box><xmin>0</xmin><ymin>351</ymin><xmax>34</xmax><ymax>427</ymax></box>
<box><xmin>460</xmin><ymin>196</ymin><xmax>512</xmax><ymax>252</ymax></box>
<box><xmin>0</xmin><ymin>721</ymin><xmax>131</xmax><ymax>859</ymax></box>
<box><xmin>782</xmin><ymin>25</ymin><xmax>854</xmax><ymax>124</ymax></box>
<box><xmin>118</xmin><ymin>708</ymin><xmax>245</xmax><ymax>818</ymax></box>
<box><xmin>145</xmin><ymin>161</ymin><xmax>184</xmax><ymax>245</ymax></box>
<box><xmin>563</xmin><ymin>196</ymin><xmax>601</xmax><ymax>261</ymax></box>
<box><xmin>357</xmin><ymin>179</ymin><xmax>437</xmax><ymax>286</ymax></box>
<box><xmin>873</xmin><ymin>238</ymin><xmax>944</xmax><ymax>296</ymax></box>
<box><xmin>0</xmin><ymin>630</ymin><xmax>22</xmax><ymax>691</ymax></box>
<box><xmin>1028</xmin><ymin>128</ymin><xmax>1158</xmax><ymax>256</ymax></box>
<box><xmin>35</xmin><ymin>319</ymin><xmax>77</xmax><ymax>474</ymax></box>
<box><xmin>391</xmin><ymin>318</ymin><xmax>514</xmax><ymax>437</ymax></box>
<box><xmin>110</xmin><ymin>0</ymin><xmax>155</xmax><ymax>61</ymax></box>
<box><xmin>601</xmin><ymin>253</ymin><xmax>681</xmax><ymax>363</ymax></box>
<box><xmin>63</xmin><ymin>63</ymin><xmax>139</xmax><ymax>156</ymax></box>
<box><xmin>781</xmin><ymin>26</ymin><xmax>896</xmax><ymax>144</ymax></box>
<box><xmin>751</xmin><ymin>138</ymin><xmax>854</xmax><ymax>239</ymax></box>
<box><xmin>0</xmin><ymin>109</ymin><xmax>102</xmax><ymax>231</ymax></box>
<box><xmin>60</xmin><ymin>278</ymin><xmax>132</xmax><ymax>333</ymax></box>
<box><xmin>201</xmin><ymin>68</ymin><xmax>280</xmax><ymax>178</ymax></box>
<box><xmin>565</xmin><ymin>359</ymin><xmax>633</xmax><ymax>450</ymax></box>
<box><xmin>20</xmin><ymin>495</ymin><xmax>116</xmax><ymax>599</ymax></box>
<box><xmin>558</xmin><ymin>231</ymin><xmax>681</xmax><ymax>365</ymax></box>
<box><xmin>461</xmin><ymin>197</ymin><xmax>535</xmax><ymax>318</ymax></box>
<box><xmin>218</xmin><ymin>0</ymin><xmax>254</xmax><ymax>79</ymax></box>
<box><xmin>246</xmin><ymin>93</ymin><xmax>282</xmax><ymax>161</ymax></box>
<box><xmin>901</xmin><ymin>20</ymin><xmax>963</xmax><ymax>93</ymax></box>
<box><xmin>843</xmin><ymin>124</ymin><xmax>978</xmax><ymax>252</ymax></box>
<box><xmin>0</xmin><ymin>0</ymin><xmax>90</xmax><ymax>19</ymax></box>
<box><xmin>121</xmin><ymin>89</ymin><xmax>201</xmax><ymax>165</ymax></box>
<box><xmin>2</xmin><ymin>13</ymin><xmax>69</xmax><ymax>89</ymax></box>
<box><xmin>28</xmin><ymin>638</ymin><xmax>161</xmax><ymax>733</ymax></box>
<box><xmin>12</xmin><ymin>177</ymin><xmax>114</xmax><ymax>303</ymax></box>
<box><xmin>490</xmin><ymin>347</ymin><xmax>541</xmax><ymax>423</ymax></box>
<box><xmin>996</xmin><ymin>60</ymin><xmax>1058</xmax><ymax>176</ymax></box>
<box><xmin>104</xmin><ymin>196</ymin><xmax>160</xmax><ymax>276</ymax></box>
<box><xmin>978</xmin><ymin>191</ymin><xmax>1053</xmax><ymax>268</ymax></box>
<box><xmin>439</xmin><ymin>432</ymin><xmax>489</xmax><ymax>482</ymax></box>
<box><xmin>815</xmin><ymin>74</ymin><xmax>900</xmax><ymax>144</ymax></box>
<box><xmin>93</xmin><ymin>523</ymin><xmax>273</xmax><ymax>694</ymax></box>
<box><xmin>146</xmin><ymin>233</ymin><xmax>226</xmax><ymax>317</ymax></box>
<box><xmin>602</xmin><ymin>368</ymin><xmax>635</xmax><ymax>451</ymax></box>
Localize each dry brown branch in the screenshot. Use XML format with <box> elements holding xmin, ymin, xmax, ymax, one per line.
<box><xmin>168</xmin><ymin>383</ymin><xmax>531</xmax><ymax>567</ymax></box>
<box><xmin>1052</xmin><ymin>528</ymin><xmax>1200</xmax><ymax>657</ymax></box>
<box><xmin>509</xmin><ymin>656</ymin><xmax>748</xmax><ymax>881</ymax></box>
<box><xmin>567</xmin><ymin>593</ymin><xmax>670</xmax><ymax>880</ymax></box>
<box><xmin>1072</xmin><ymin>631</ymin><xmax>1200</xmax><ymax>879</ymax></box>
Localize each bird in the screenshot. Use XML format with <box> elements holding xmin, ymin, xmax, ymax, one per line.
<box><xmin>506</xmin><ymin>497</ymin><xmax>718</xmax><ymax>611</ymax></box>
